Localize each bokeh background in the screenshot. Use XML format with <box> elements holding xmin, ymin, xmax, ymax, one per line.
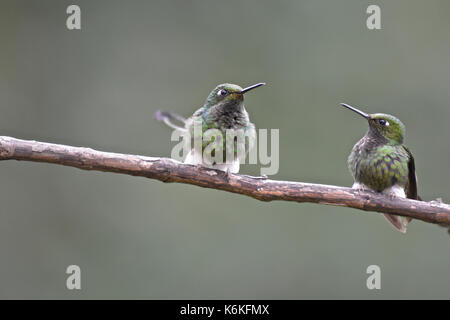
<box><xmin>0</xmin><ymin>0</ymin><xmax>449</xmax><ymax>299</ymax></box>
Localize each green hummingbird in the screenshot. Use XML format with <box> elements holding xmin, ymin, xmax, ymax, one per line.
<box><xmin>341</xmin><ymin>103</ymin><xmax>419</xmax><ymax>233</ymax></box>
<box><xmin>155</xmin><ymin>82</ymin><xmax>265</xmax><ymax>173</ymax></box>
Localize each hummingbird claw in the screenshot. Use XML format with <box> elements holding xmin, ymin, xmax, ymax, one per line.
<box><xmin>388</xmin><ymin>193</ymin><xmax>397</xmax><ymax>201</ymax></box>
<box><xmin>351</xmin><ymin>182</ymin><xmax>368</xmax><ymax>192</ymax></box>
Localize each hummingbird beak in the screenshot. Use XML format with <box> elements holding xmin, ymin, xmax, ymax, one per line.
<box><xmin>340</xmin><ymin>103</ymin><xmax>370</xmax><ymax>120</ymax></box>
<box><xmin>240</xmin><ymin>82</ymin><xmax>266</xmax><ymax>94</ymax></box>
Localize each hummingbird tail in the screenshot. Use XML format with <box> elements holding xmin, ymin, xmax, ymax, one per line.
<box><xmin>154</xmin><ymin>110</ymin><xmax>187</xmax><ymax>131</ymax></box>
<box><xmin>383</xmin><ymin>214</ymin><xmax>409</xmax><ymax>234</ymax></box>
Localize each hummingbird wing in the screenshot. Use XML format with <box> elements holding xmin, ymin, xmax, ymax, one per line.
<box><xmin>400</xmin><ymin>146</ymin><xmax>420</xmax><ymax>226</ymax></box>
<box><xmin>402</xmin><ymin>146</ymin><xmax>419</xmax><ymax>200</ymax></box>
<box><xmin>154</xmin><ymin>110</ymin><xmax>187</xmax><ymax>132</ymax></box>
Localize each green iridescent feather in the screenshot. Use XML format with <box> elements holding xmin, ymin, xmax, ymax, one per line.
<box><xmin>348</xmin><ymin>144</ymin><xmax>411</xmax><ymax>192</ymax></box>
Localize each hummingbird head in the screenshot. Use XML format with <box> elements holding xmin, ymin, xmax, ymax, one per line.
<box><xmin>204</xmin><ymin>83</ymin><xmax>265</xmax><ymax>110</ymax></box>
<box><xmin>341</xmin><ymin>103</ymin><xmax>405</xmax><ymax>145</ymax></box>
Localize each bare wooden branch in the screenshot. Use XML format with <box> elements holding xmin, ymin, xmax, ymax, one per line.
<box><xmin>1</xmin><ymin>135</ymin><xmax>449</xmax><ymax>226</ymax></box>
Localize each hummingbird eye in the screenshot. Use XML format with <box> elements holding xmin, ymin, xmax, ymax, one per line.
<box><xmin>378</xmin><ymin>119</ymin><xmax>389</xmax><ymax>126</ymax></box>
<box><xmin>218</xmin><ymin>89</ymin><xmax>228</xmax><ymax>97</ymax></box>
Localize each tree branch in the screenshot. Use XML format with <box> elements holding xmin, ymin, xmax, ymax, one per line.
<box><xmin>1</xmin><ymin>135</ymin><xmax>449</xmax><ymax>226</ymax></box>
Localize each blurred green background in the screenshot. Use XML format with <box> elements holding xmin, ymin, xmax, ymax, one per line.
<box><xmin>0</xmin><ymin>0</ymin><xmax>449</xmax><ymax>299</ymax></box>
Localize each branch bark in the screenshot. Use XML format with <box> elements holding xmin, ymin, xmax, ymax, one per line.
<box><xmin>1</xmin><ymin>136</ymin><xmax>449</xmax><ymax>226</ymax></box>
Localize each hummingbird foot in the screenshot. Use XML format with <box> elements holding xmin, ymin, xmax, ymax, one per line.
<box><xmin>386</xmin><ymin>193</ymin><xmax>398</xmax><ymax>201</ymax></box>
<box><xmin>351</xmin><ymin>182</ymin><xmax>370</xmax><ymax>192</ymax></box>
<box><xmin>383</xmin><ymin>185</ymin><xmax>407</xmax><ymax>200</ymax></box>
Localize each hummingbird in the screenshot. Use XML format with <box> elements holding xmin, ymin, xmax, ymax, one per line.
<box><xmin>341</xmin><ymin>103</ymin><xmax>419</xmax><ymax>233</ymax></box>
<box><xmin>155</xmin><ymin>82</ymin><xmax>265</xmax><ymax>173</ymax></box>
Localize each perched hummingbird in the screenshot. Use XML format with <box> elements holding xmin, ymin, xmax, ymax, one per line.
<box><xmin>341</xmin><ymin>103</ymin><xmax>419</xmax><ymax>233</ymax></box>
<box><xmin>155</xmin><ymin>83</ymin><xmax>265</xmax><ymax>173</ymax></box>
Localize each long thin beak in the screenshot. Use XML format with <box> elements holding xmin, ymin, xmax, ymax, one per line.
<box><xmin>240</xmin><ymin>82</ymin><xmax>265</xmax><ymax>94</ymax></box>
<box><xmin>340</xmin><ymin>103</ymin><xmax>370</xmax><ymax>119</ymax></box>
